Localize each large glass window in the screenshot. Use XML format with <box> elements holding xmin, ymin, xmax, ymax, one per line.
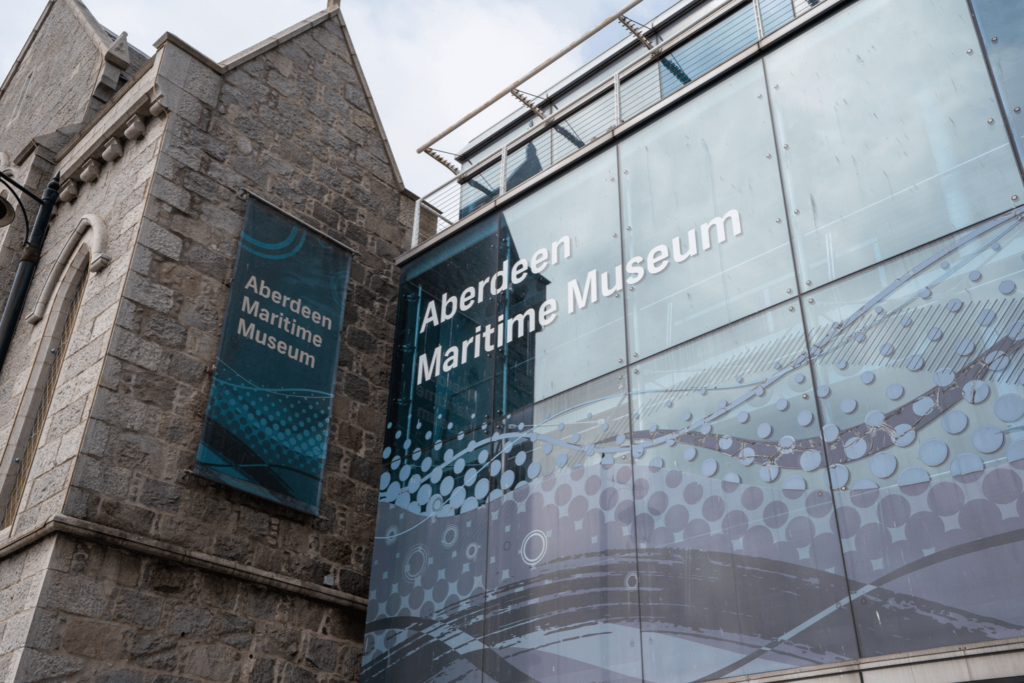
<box><xmin>972</xmin><ymin>0</ymin><xmax>1024</xmax><ymax>163</ymax></box>
<box><xmin>484</xmin><ymin>372</ymin><xmax>641</xmax><ymax>683</ymax></box>
<box><xmin>629</xmin><ymin>303</ymin><xmax>857</xmax><ymax>681</ymax></box>
<box><xmin>620</xmin><ymin>62</ymin><xmax>798</xmax><ymax>361</ymax></box>
<box><xmin>765</xmin><ymin>0</ymin><xmax>1024</xmax><ymax>289</ymax></box>
<box><xmin>497</xmin><ymin>148</ymin><xmax>626</xmax><ymax>409</ymax></box>
<box><xmin>805</xmin><ymin>209</ymin><xmax>1024</xmax><ymax>655</ymax></box>
<box><xmin>385</xmin><ymin>217</ymin><xmax>499</xmax><ymax>457</ymax></box>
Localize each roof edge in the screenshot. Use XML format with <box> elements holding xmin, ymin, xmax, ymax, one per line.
<box><xmin>152</xmin><ymin>32</ymin><xmax>226</xmax><ymax>74</ymax></box>
<box><xmin>0</xmin><ymin>0</ymin><xmax>59</xmax><ymax>103</ymax></box>
<box><xmin>64</xmin><ymin>0</ymin><xmax>115</xmax><ymax>54</ymax></box>
<box><xmin>219</xmin><ymin>7</ymin><xmax>339</xmax><ymax>71</ymax></box>
<box><xmin>334</xmin><ymin>11</ymin><xmax>406</xmax><ymax>190</ymax></box>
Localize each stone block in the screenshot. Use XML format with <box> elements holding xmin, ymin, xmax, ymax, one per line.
<box><xmin>61</xmin><ymin>619</ymin><xmax>126</xmax><ymax>658</ymax></box>
<box><xmin>306</xmin><ymin>637</ymin><xmax>338</xmax><ymax>671</ymax></box>
<box><xmin>140</xmin><ymin>478</ymin><xmax>183</xmax><ymax>513</ymax></box>
<box><xmin>168</xmin><ymin>603</ymin><xmax>213</xmax><ymax>637</ymax></box>
<box><xmin>139</xmin><ymin>219</ymin><xmax>184</xmax><ymax>260</ymax></box>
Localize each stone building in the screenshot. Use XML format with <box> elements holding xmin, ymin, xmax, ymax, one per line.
<box><xmin>0</xmin><ymin>1</ymin><xmax>411</xmax><ymax>681</ymax></box>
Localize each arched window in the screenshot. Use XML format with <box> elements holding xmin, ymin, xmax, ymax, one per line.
<box><xmin>0</xmin><ymin>212</ymin><xmax>107</xmax><ymax>529</ymax></box>
<box><xmin>0</xmin><ymin>265</ymin><xmax>86</xmax><ymax>528</ymax></box>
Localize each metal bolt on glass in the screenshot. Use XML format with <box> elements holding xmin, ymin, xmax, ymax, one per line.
<box><xmin>794</xmin><ymin>209</ymin><xmax>800</xmax><ymax>215</ymax></box>
<box><xmin>806</xmin><ymin>280</ymin><xmax>811</xmax><ymax>285</ymax></box>
<box><xmin>766</xmin><ymin>154</ymin><xmax>772</xmax><ymax>159</ymax></box>
<box><xmin>992</xmin><ymin>36</ymin><xmax>998</xmax><ymax>42</ymax></box>
<box><xmin>787</xmin><ymin>288</ymin><xmax>792</xmax><ymax>293</ymax></box>
<box><xmin>809</xmin><ymin>299</ymin><xmax>815</xmax><ymax>304</ymax></box>
<box><xmin>989</xmin><ymin>118</ymin><xmax>995</xmax><ymax>124</ymax></box>
<box><xmin>968</xmin><ymin>49</ymin><xmax>973</xmax><ymax>54</ymax></box>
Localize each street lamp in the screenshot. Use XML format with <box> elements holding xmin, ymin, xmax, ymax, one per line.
<box><xmin>0</xmin><ymin>170</ymin><xmax>61</xmax><ymax>372</ymax></box>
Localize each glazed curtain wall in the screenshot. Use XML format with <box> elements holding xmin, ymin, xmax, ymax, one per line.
<box><xmin>365</xmin><ymin>0</ymin><xmax>1024</xmax><ymax>682</ymax></box>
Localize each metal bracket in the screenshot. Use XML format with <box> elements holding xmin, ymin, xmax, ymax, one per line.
<box><xmin>618</xmin><ymin>15</ymin><xmax>654</xmax><ymax>50</ymax></box>
<box><xmin>510</xmin><ymin>89</ymin><xmax>547</xmax><ymax>119</ymax></box>
<box><xmin>424</xmin><ymin>148</ymin><xmax>460</xmax><ymax>175</ymax></box>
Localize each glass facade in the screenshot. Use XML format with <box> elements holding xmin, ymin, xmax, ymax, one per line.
<box><xmin>368</xmin><ymin>0</ymin><xmax>1024</xmax><ymax>681</ymax></box>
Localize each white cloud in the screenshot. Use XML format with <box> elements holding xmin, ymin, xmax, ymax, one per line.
<box><xmin>1</xmin><ymin>0</ymin><xmax>664</xmax><ymax>195</ymax></box>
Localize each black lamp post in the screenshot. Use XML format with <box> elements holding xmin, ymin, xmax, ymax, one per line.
<box><xmin>0</xmin><ymin>170</ymin><xmax>61</xmax><ymax>372</ymax></box>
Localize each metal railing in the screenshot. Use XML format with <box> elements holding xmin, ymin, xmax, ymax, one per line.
<box><xmin>411</xmin><ymin>0</ymin><xmax>826</xmax><ymax>248</ymax></box>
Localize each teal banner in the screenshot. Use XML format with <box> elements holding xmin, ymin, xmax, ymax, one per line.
<box><xmin>195</xmin><ymin>198</ymin><xmax>350</xmax><ymax>514</ymax></box>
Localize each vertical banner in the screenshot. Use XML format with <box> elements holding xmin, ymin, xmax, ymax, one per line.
<box><xmin>195</xmin><ymin>198</ymin><xmax>351</xmax><ymax>514</ymax></box>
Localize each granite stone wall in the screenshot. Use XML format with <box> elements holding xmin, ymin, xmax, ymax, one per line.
<box><xmin>0</xmin><ymin>106</ymin><xmax>167</xmax><ymax>542</ymax></box>
<box><xmin>0</xmin><ymin>7</ymin><xmax>408</xmax><ymax>682</ymax></box>
<box><xmin>62</xmin><ymin>15</ymin><xmax>408</xmax><ymax>603</ymax></box>
<box><xmin>6</xmin><ymin>534</ymin><xmax>364</xmax><ymax>683</ymax></box>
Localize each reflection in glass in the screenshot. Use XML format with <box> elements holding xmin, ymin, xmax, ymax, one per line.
<box><xmin>484</xmin><ymin>372</ymin><xmax>642</xmax><ymax>683</ymax></box>
<box><xmin>460</xmin><ymin>162</ymin><xmax>501</xmax><ymax>219</ymax></box>
<box><xmin>766</xmin><ymin>0</ymin><xmax>1024</xmax><ymax>288</ymax></box>
<box><xmin>620</xmin><ymin>62</ymin><xmax>797</xmax><ymax>360</ymax></box>
<box><xmin>385</xmin><ymin>216</ymin><xmax>498</xmax><ymax>457</ymax></box>
<box><xmin>498</xmin><ymin>148</ymin><xmax>627</xmax><ymax>408</ymax></box>
<box><xmin>657</xmin><ymin>4</ymin><xmax>759</xmax><ymax>100</ymax></box>
<box><xmin>758</xmin><ymin>0</ymin><xmax>794</xmax><ymax>35</ymax></box>
<box><xmin>504</xmin><ymin>94</ymin><xmax>616</xmax><ymax>191</ymax></box>
<box><xmin>805</xmin><ymin>209</ymin><xmax>1024</xmax><ymax>655</ymax></box>
<box><xmin>365</xmin><ymin>426</ymin><xmax>495</xmax><ymax>683</ymax></box>
<box><xmin>972</xmin><ymin>0</ymin><xmax>1024</xmax><ymax>163</ymax></box>
<box><xmin>630</xmin><ymin>303</ymin><xmax>857</xmax><ymax>680</ymax></box>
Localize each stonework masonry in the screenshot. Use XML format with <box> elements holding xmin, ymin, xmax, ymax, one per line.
<box><xmin>0</xmin><ymin>2</ymin><xmax>408</xmax><ymax>681</ymax></box>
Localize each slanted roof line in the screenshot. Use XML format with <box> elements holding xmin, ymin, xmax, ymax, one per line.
<box><xmin>334</xmin><ymin>12</ymin><xmax>405</xmax><ymax>189</ymax></box>
<box><xmin>218</xmin><ymin>7</ymin><xmax>339</xmax><ymax>71</ymax></box>
<box><xmin>64</xmin><ymin>0</ymin><xmax>114</xmax><ymax>53</ymax></box>
<box><xmin>0</xmin><ymin>0</ymin><xmax>59</xmax><ymax>102</ymax></box>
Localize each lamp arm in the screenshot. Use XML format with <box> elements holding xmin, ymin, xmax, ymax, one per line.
<box><xmin>0</xmin><ymin>175</ymin><xmax>33</xmax><ymax>244</ymax></box>
<box><xmin>0</xmin><ymin>170</ymin><xmax>43</xmax><ymax>204</ymax></box>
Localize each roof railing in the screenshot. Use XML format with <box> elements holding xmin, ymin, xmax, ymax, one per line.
<box><xmin>411</xmin><ymin>0</ymin><xmax>826</xmax><ymax>250</ymax></box>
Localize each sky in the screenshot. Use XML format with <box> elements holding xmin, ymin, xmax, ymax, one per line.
<box><xmin>0</xmin><ymin>0</ymin><xmax>674</xmax><ymax>196</ymax></box>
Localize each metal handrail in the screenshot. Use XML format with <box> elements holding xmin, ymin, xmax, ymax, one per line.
<box><xmin>410</xmin><ymin>0</ymin><xmax>827</xmax><ymax>249</ymax></box>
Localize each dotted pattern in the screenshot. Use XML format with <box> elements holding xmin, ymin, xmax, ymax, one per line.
<box><xmin>368</xmin><ymin>215</ymin><xmax>1024</xmax><ymax>680</ymax></box>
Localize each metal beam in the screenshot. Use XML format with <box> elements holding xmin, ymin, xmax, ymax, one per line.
<box><xmin>416</xmin><ymin>0</ymin><xmax>647</xmax><ymax>154</ymax></box>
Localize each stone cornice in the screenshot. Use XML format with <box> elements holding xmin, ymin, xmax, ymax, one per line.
<box><xmin>0</xmin><ymin>514</ymin><xmax>368</xmax><ymax>611</ymax></box>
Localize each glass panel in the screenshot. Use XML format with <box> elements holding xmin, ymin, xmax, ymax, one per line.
<box><xmin>972</xmin><ymin>0</ymin><xmax>1024</xmax><ymax>163</ymax></box>
<box><xmin>657</xmin><ymin>4</ymin><xmax>759</xmax><ymax>100</ymax></box>
<box><xmin>460</xmin><ymin>162</ymin><xmax>501</xmax><ymax>219</ymax></box>
<box><xmin>365</xmin><ymin>424</ymin><xmax>495</xmax><ymax>683</ymax></box>
<box><xmin>619</xmin><ymin>4</ymin><xmax>760</xmax><ymax>123</ymax></box>
<box><xmin>759</xmin><ymin>0</ymin><xmax>795</xmax><ymax>35</ymax></box>
<box><xmin>550</xmin><ymin>92</ymin><xmax>615</xmax><ymax>167</ymax></box>
<box><xmin>630</xmin><ymin>303</ymin><xmax>858</xmax><ymax>681</ymax></box>
<box><xmin>384</xmin><ymin>216</ymin><xmax>498</xmax><ymax>457</ymax></box>
<box><xmin>620</xmin><ymin>62</ymin><xmax>798</xmax><ymax>361</ymax></box>
<box><xmin>497</xmin><ymin>148</ymin><xmax>627</xmax><ymax>409</ymax></box>
<box><xmin>619</xmin><ymin>65</ymin><xmax>661</xmax><ymax>123</ymax></box>
<box><xmin>483</xmin><ymin>372</ymin><xmax>642</xmax><ymax>683</ymax></box>
<box><xmin>505</xmin><ymin>132</ymin><xmax>552</xmax><ymax>192</ymax></box>
<box><xmin>806</xmin><ymin>210</ymin><xmax>1024</xmax><ymax>656</ymax></box>
<box><xmin>765</xmin><ymin>0</ymin><xmax>1024</xmax><ymax>289</ymax></box>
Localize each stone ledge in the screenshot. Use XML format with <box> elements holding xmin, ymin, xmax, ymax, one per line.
<box><xmin>152</xmin><ymin>32</ymin><xmax>225</xmax><ymax>75</ymax></box>
<box><xmin>0</xmin><ymin>514</ymin><xmax>368</xmax><ymax>612</ymax></box>
<box><xmin>218</xmin><ymin>7</ymin><xmax>340</xmax><ymax>72</ymax></box>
